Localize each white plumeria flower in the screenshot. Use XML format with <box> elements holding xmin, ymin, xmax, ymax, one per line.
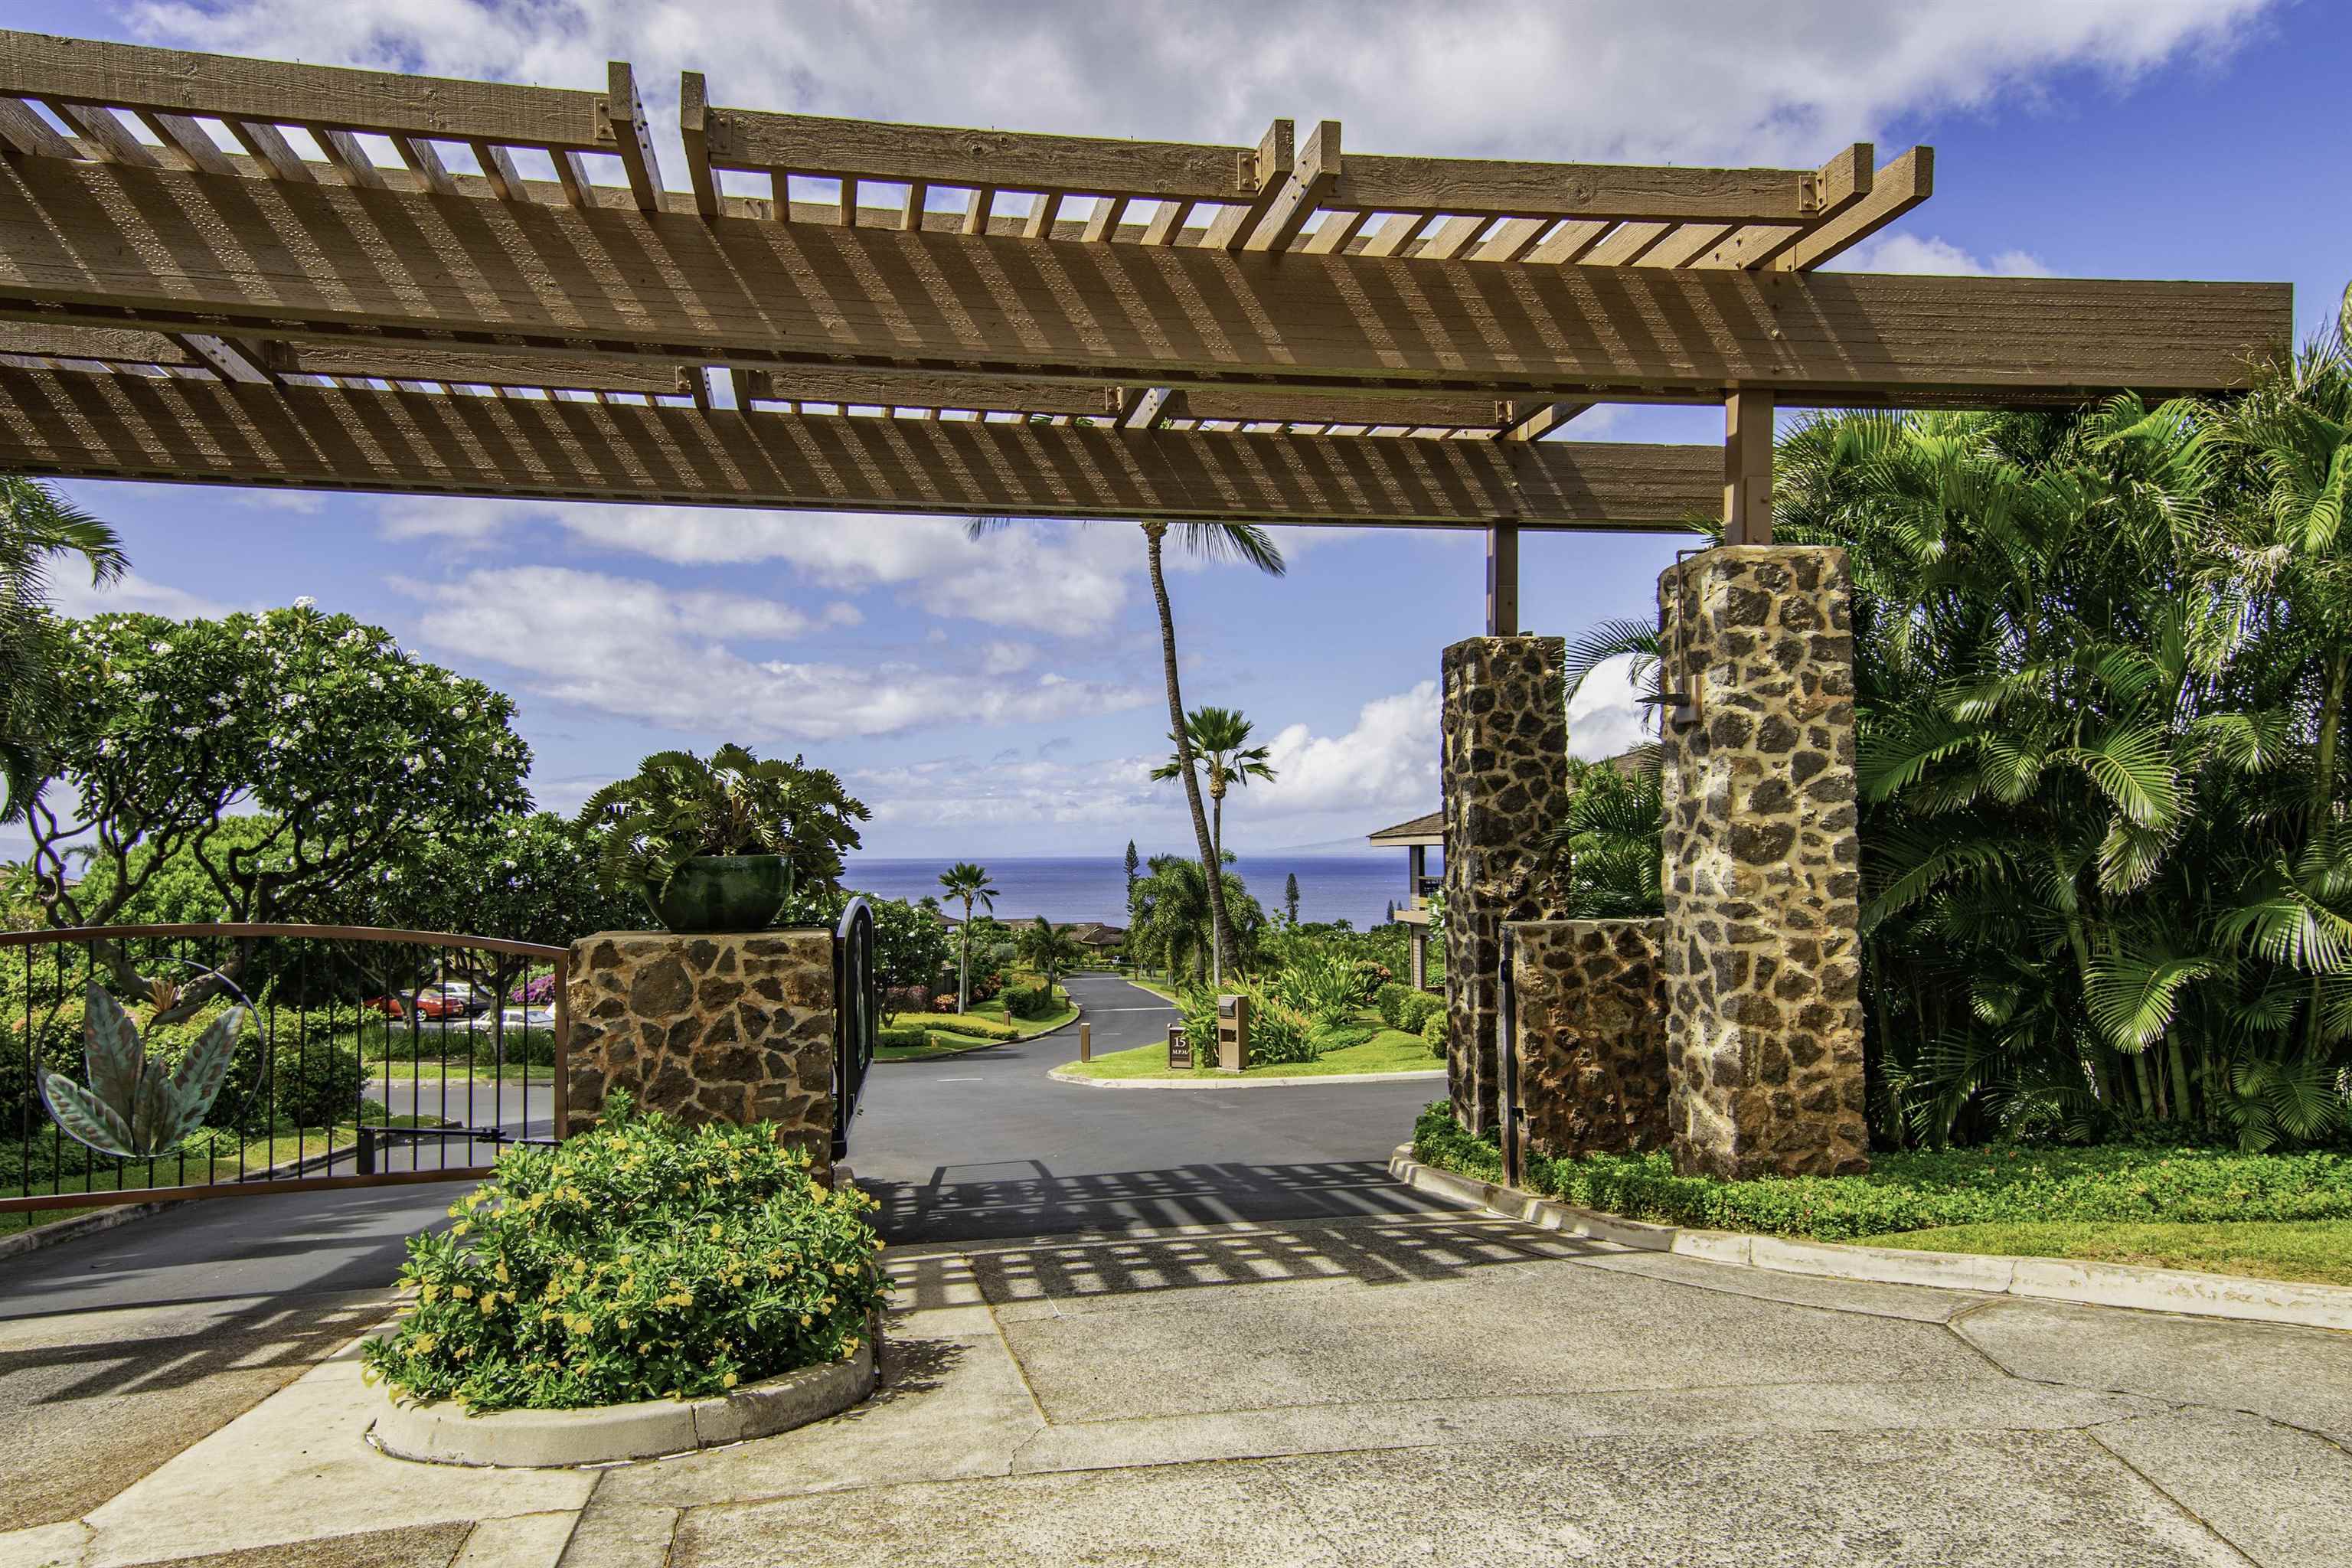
<box><xmin>292</xmin><ymin>596</ymin><xmax>317</xmax><ymax>610</ymax></box>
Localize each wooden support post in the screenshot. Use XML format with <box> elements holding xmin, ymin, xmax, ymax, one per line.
<box><xmin>1079</xmin><ymin>1022</ymin><xmax>1091</xmax><ymax>1063</ymax></box>
<box><xmin>1723</xmin><ymin>389</ymin><xmax>1774</xmax><ymax>545</ymax></box>
<box><xmin>1485</xmin><ymin>522</ymin><xmax>1520</xmax><ymax>636</ymax></box>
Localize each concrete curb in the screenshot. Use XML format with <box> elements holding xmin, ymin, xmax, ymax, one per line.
<box><xmin>0</xmin><ymin>1197</ymin><xmax>181</xmax><ymax>1262</ymax></box>
<box><xmin>371</xmin><ymin>1326</ymin><xmax>879</xmax><ymax>1468</ymax></box>
<box><xmin>1387</xmin><ymin>1145</ymin><xmax>2352</xmax><ymax>1332</ymax></box>
<box><xmin>1053</xmin><ymin>1067</ymin><xmax>1447</xmax><ymax>1090</ymax></box>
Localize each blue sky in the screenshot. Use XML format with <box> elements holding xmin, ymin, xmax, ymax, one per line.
<box><xmin>9</xmin><ymin>1</ymin><xmax>2346</xmax><ymax>859</ymax></box>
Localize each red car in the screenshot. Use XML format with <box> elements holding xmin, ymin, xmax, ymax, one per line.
<box><xmin>363</xmin><ymin>986</ymin><xmax>477</xmax><ymax>1021</ymax></box>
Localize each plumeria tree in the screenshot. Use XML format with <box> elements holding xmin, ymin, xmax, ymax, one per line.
<box><xmin>23</xmin><ymin>601</ymin><xmax>531</xmax><ymax>1008</ymax></box>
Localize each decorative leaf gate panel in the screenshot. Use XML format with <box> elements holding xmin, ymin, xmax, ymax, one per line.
<box><xmin>2</xmin><ymin>923</ymin><xmax>567</xmax><ymax>1214</ymax></box>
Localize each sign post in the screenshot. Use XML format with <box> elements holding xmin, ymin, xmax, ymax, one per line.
<box><xmin>1166</xmin><ymin>1022</ymin><xmax>1193</xmax><ymax>1070</ymax></box>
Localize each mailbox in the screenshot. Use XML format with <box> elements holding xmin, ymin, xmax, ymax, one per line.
<box><xmin>1215</xmin><ymin>993</ymin><xmax>1250</xmax><ymax>1073</ymax></box>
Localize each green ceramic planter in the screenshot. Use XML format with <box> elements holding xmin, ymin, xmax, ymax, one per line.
<box><xmin>642</xmin><ymin>854</ymin><xmax>792</xmax><ymax>933</ymax></box>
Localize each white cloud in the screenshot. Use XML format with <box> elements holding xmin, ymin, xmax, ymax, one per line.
<box><xmin>1253</xmin><ymin>683</ymin><xmax>1439</xmax><ymax>820</ymax></box>
<box><xmin>1834</xmin><ymin>234</ymin><xmax>2053</xmax><ymax>277</ymax></box>
<box><xmin>373</xmin><ymin>498</ymin><xmax>1150</xmax><ymax>637</ymax></box>
<box><xmin>44</xmin><ymin>569</ymin><xmax>233</xmax><ymax>620</ymax></box>
<box><xmin>403</xmin><ymin>565</ymin><xmax>1146</xmax><ymax>740</ymax></box>
<box><xmin>1567</xmin><ymin>653</ymin><xmax>1651</xmax><ymax>761</ymax></box>
<box><xmin>128</xmin><ymin>1</ymin><xmax>2269</xmax><ymax>176</ymax></box>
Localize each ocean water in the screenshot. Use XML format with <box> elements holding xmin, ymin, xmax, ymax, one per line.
<box><xmin>841</xmin><ymin>854</ymin><xmax>1437</xmax><ymax>930</ymax></box>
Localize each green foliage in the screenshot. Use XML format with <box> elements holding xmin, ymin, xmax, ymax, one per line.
<box><xmin>1</xmin><ymin>475</ymin><xmax>125</xmax><ymax>822</ymax></box>
<box><xmin>39</xmin><ymin>983</ymin><xmax>246</xmax><ymax>1158</ymax></box>
<box><xmin>1129</xmin><ymin>855</ymin><xmax>1265</xmax><ymax>985</ymax></box>
<box><xmin>937</xmin><ymin>861</ymin><xmax>998</xmax><ymax>1013</ymax></box>
<box><xmin>1178</xmin><ymin>984</ymin><xmax>1318</xmax><ymax>1066</ymax></box>
<box><xmin>1001</xmin><ymin>982</ymin><xmax>1060</xmax><ymax>1021</ymax></box>
<box><xmin>1374</xmin><ymin>982</ymin><xmax>1410</xmax><ymax>1028</ymax></box>
<box><xmin>1396</xmin><ymin>991</ymin><xmax>1442</xmax><ymax>1035</ymax></box>
<box><xmin>1411</xmin><ymin>1102</ymin><xmax>2352</xmax><ymax>1242</ymax></box>
<box><xmin>577</xmin><ymin>745</ymin><xmax>867</xmax><ymax>903</ymax></box>
<box><xmin>1012</xmin><ymin>916</ymin><xmax>1086</xmax><ymax>988</ymax></box>
<box><xmin>353</xmin><ymin>811</ymin><xmax>642</xmax><ymax>952</ymax></box>
<box><xmin>360</xmin><ymin>1093</ymin><xmax>888</xmax><ymax>1412</ymax></box>
<box><xmin>1537</xmin><ymin>751</ymin><xmax>1664</xmax><ymax>918</ymax></box>
<box><xmin>27</xmin><ymin>603</ymin><xmax>531</xmax><ymax>932</ymax></box>
<box><xmin>876</xmin><ymin>1025</ymin><xmax>929</xmax><ymax>1050</ymax></box>
<box><xmin>1420</xmin><ymin>1007</ymin><xmax>1447</xmax><ymax>1055</ymax></box>
<box><xmin>887</xmin><ymin>1012</ymin><xmax>1021</xmax><ymax>1042</ymax></box>
<box><xmin>1266</xmin><ymin>942</ymin><xmax>1365</xmax><ymax>1028</ymax></box>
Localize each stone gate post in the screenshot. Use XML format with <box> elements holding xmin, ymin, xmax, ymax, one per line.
<box><xmin>1656</xmin><ymin>547</ymin><xmax>1869</xmax><ymax>1177</ymax></box>
<box><xmin>1440</xmin><ymin>635</ymin><xmax>1570</xmax><ymax>1132</ymax></box>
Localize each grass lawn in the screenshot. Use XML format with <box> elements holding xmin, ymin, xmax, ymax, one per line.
<box><xmin>359</xmin><ymin>1055</ymin><xmax>552</xmax><ymax>1086</ymax></box>
<box><xmin>1063</xmin><ymin>1025</ymin><xmax>1438</xmax><ymax>1082</ymax></box>
<box><xmin>1853</xmin><ymin>1220</ymin><xmax>2352</xmax><ymax>1288</ymax></box>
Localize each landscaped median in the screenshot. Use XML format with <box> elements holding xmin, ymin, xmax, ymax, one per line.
<box><xmin>361</xmin><ymin>1093</ymin><xmax>887</xmax><ymax>1467</ymax></box>
<box><xmin>1402</xmin><ymin>1101</ymin><xmax>2352</xmax><ymax>1328</ymax></box>
<box><xmin>874</xmin><ymin>993</ymin><xmax>1080</xmax><ymax>1062</ymax></box>
<box><xmin>1055</xmin><ymin>1020</ymin><xmax>1442</xmax><ymax>1086</ymax></box>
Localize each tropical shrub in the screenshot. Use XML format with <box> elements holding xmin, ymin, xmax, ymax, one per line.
<box><xmin>888</xmin><ymin>1012</ymin><xmax>1021</xmax><ymax>1042</ymax></box>
<box><xmin>876</xmin><ymin>1025</ymin><xmax>929</xmax><ymax>1050</ymax></box>
<box><xmin>1178</xmin><ymin>985</ymin><xmax>1317</xmax><ymax>1066</ymax></box>
<box><xmin>575</xmin><ymin>745</ymin><xmax>867</xmax><ymax>903</ymax></box>
<box><xmin>1396</xmin><ymin>991</ymin><xmax>1442</xmax><ymax>1035</ymax></box>
<box><xmin>1268</xmin><ymin>943</ymin><xmax>1362</xmax><ymax>1028</ymax></box>
<box><xmin>1374</xmin><ymin>982</ymin><xmax>1411</xmax><ymax>1029</ymax></box>
<box><xmin>1421</xmin><ymin>1007</ymin><xmax>1446</xmax><ymax>1056</ymax></box>
<box><xmin>361</xmin><ymin>1093</ymin><xmax>887</xmax><ymax>1412</ymax></box>
<box><xmin>1001</xmin><ymin>982</ymin><xmax>1060</xmax><ymax>1021</ymax></box>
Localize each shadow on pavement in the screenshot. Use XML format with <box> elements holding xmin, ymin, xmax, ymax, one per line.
<box><xmin>862</xmin><ymin>1155</ymin><xmax>1458</xmax><ymax>1246</ymax></box>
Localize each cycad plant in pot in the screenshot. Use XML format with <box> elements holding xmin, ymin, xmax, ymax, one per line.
<box><xmin>576</xmin><ymin>746</ymin><xmax>864</xmax><ymax>934</ymax></box>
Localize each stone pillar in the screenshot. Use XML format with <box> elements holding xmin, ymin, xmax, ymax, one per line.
<box><xmin>1441</xmin><ymin>635</ymin><xmax>1570</xmax><ymax>1132</ymax></box>
<box><xmin>1509</xmin><ymin>920</ymin><xmax>1671</xmax><ymax>1158</ymax></box>
<box><xmin>1657</xmin><ymin>547</ymin><xmax>1868</xmax><ymax>1178</ymax></box>
<box><xmin>564</xmin><ymin>929</ymin><xmax>838</xmax><ymax>1171</ymax></box>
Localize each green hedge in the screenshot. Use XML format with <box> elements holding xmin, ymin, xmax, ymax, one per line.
<box><xmin>889</xmin><ymin>1011</ymin><xmax>1021</xmax><ymax>1042</ymax></box>
<box><xmin>1410</xmin><ymin>1102</ymin><xmax>2352</xmax><ymax>1242</ymax></box>
<box><xmin>1001</xmin><ymin>982</ymin><xmax>1059</xmax><ymax>1021</ymax></box>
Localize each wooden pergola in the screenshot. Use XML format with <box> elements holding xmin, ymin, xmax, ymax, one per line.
<box><xmin>0</xmin><ymin>29</ymin><xmax>2292</xmax><ymax>629</ymax></box>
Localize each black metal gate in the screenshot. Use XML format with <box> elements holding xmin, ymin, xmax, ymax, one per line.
<box><xmin>831</xmin><ymin>897</ymin><xmax>875</xmax><ymax>1158</ymax></box>
<box><xmin>2</xmin><ymin>923</ymin><xmax>568</xmax><ymax>1217</ymax></box>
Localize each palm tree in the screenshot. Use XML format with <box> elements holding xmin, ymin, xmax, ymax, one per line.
<box><xmin>966</xmin><ymin>516</ymin><xmax>1285</xmax><ymax>988</ymax></box>
<box><xmin>1</xmin><ymin>477</ymin><xmax>126</xmax><ymax>821</ymax></box>
<box><xmin>937</xmin><ymin>861</ymin><xmax>997</xmax><ymax>1013</ymax></box>
<box><xmin>1015</xmin><ymin>916</ymin><xmax>1086</xmax><ymax>994</ymax></box>
<box><xmin>1151</xmin><ymin>706</ymin><xmax>1276</xmax><ymax>890</ymax></box>
<box><xmin>1129</xmin><ymin>853</ymin><xmax>1264</xmax><ymax>987</ymax></box>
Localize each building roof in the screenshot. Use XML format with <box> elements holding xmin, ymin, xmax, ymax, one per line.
<box><xmin>1367</xmin><ymin>810</ymin><xmax>1442</xmax><ymax>846</ymax></box>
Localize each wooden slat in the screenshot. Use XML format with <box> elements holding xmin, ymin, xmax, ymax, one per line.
<box><xmin>678</xmin><ymin>70</ymin><xmax>720</xmax><ymax>217</ymax></box>
<box><xmin>1300</xmin><ymin>209</ymin><xmax>1368</xmax><ymax>256</ymax></box>
<box><xmin>903</xmin><ymin>179</ymin><xmax>932</xmax><ymax>233</ymax></box>
<box><xmin>1413</xmin><ymin>215</ymin><xmax>1486</xmax><ymax>262</ymax></box>
<box><xmin>316</xmin><ymin>126</ymin><xmax>385</xmax><ymax>189</ymax></box>
<box><xmin>227</xmin><ymin>118</ymin><xmax>313</xmax><ymax>182</ymax></box>
<box><xmin>962</xmin><ymin>187</ymin><xmax>994</xmax><ymax>236</ymax></box>
<box><xmin>0</xmin><ymin>155</ymin><xmax>2286</xmax><ymax>405</ymax></box>
<box><xmin>470</xmin><ymin>139</ymin><xmax>525</xmax><ymax>202</ymax></box>
<box><xmin>0</xmin><ymin>366</ymin><xmax>1726</xmax><ymax>528</ymax></box>
<box><xmin>391</xmin><ymin>133</ymin><xmax>456</xmax><ymax>196</ymax></box>
<box><xmin>1581</xmin><ymin>220</ymin><xmax>1673</xmax><ymax>266</ymax></box>
<box><xmin>550</xmin><ymin>146</ymin><xmax>591</xmax><ymax>207</ymax></box>
<box><xmin>47</xmin><ymin>100</ymin><xmax>158</xmax><ymax>166</ymax></box>
<box><xmin>0</xmin><ymin>28</ymin><xmax>607</xmax><ymax>145</ymax></box>
<box><xmin>1022</xmin><ymin>190</ymin><xmax>1064</xmax><ymax>241</ymax></box>
<box><xmin>0</xmin><ymin>96</ymin><xmax>76</xmax><ymax>158</ymax></box>
<box><xmin>1468</xmin><ymin>217</ymin><xmax>1547</xmax><ymax>263</ymax></box>
<box><xmin>1121</xmin><ymin>386</ymin><xmax>1185</xmax><ymax>429</ymax></box>
<box><xmin>1080</xmin><ymin>194</ymin><xmax>1124</xmax><ymax>243</ymax></box>
<box><xmin>1139</xmin><ymin>198</ymin><xmax>1186</xmax><ymax>245</ymax></box>
<box><xmin>1357</xmin><ymin>211</ymin><xmax>1426</xmax><ymax>260</ymax></box>
<box><xmin>138</xmin><ymin>110</ymin><xmax>236</xmax><ymax>175</ymax></box>
<box><xmin>606</xmin><ymin>60</ymin><xmax>664</xmax><ymax>214</ymax></box>
<box><xmin>1635</xmin><ymin>224</ymin><xmax>1734</xmax><ymax>269</ymax></box>
<box><xmin>1524</xmin><ymin>219</ymin><xmax>1609</xmax><ymax>264</ymax></box>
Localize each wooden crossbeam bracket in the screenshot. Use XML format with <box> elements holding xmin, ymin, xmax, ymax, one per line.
<box><xmin>170</xmin><ymin>332</ymin><xmax>278</xmax><ymax>384</ymax></box>
<box><xmin>605</xmin><ymin>61</ymin><xmax>664</xmax><ymax>213</ymax></box>
<box><xmin>1201</xmin><ymin>119</ymin><xmax>1293</xmax><ymax>250</ymax></box>
<box><xmin>1244</xmin><ymin>119</ymin><xmax>1338</xmax><ymax>253</ymax></box>
<box><xmin>1121</xmin><ymin>386</ymin><xmax>1186</xmax><ymax>430</ymax></box>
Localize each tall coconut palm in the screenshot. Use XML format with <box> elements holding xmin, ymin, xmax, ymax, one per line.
<box><xmin>937</xmin><ymin>861</ymin><xmax>997</xmax><ymax>1013</ymax></box>
<box><xmin>1151</xmin><ymin>704</ymin><xmax>1276</xmax><ymax>895</ymax></box>
<box><xmin>966</xmin><ymin>517</ymin><xmax>1285</xmax><ymax>988</ymax></box>
<box><xmin>1</xmin><ymin>477</ymin><xmax>126</xmax><ymax>822</ymax></box>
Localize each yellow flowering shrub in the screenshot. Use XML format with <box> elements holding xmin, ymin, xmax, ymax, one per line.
<box><xmin>361</xmin><ymin>1092</ymin><xmax>887</xmax><ymax>1411</ymax></box>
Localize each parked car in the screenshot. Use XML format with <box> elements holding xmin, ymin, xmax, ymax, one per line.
<box><xmin>363</xmin><ymin>985</ymin><xmax>483</xmax><ymax>1022</ymax></box>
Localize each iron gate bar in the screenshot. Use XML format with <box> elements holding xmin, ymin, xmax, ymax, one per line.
<box><xmin>1</xmin><ymin>922</ymin><xmax>569</xmax><ymax>1214</ymax></box>
<box><xmin>832</xmin><ymin>897</ymin><xmax>875</xmax><ymax>1160</ymax></box>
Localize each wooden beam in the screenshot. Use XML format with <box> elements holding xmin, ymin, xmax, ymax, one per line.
<box><xmin>1485</xmin><ymin>523</ymin><xmax>1519</xmax><ymax>635</ymax></box>
<box><xmin>1121</xmin><ymin>386</ymin><xmax>1185</xmax><ymax>430</ymax></box>
<box><xmin>1723</xmin><ymin>387</ymin><xmax>1772</xmax><ymax>544</ymax></box>
<box><xmin>47</xmin><ymin>100</ymin><xmax>158</xmax><ymax>166</ymax></box>
<box><xmin>605</xmin><ymin>60</ymin><xmax>665</xmax><ymax>214</ymax></box>
<box><xmin>1335</xmin><ymin>152</ymin><xmax>1816</xmax><ymax>224</ymax></box>
<box><xmin>1695</xmin><ymin>144</ymin><xmax>1915</xmax><ymax>272</ymax></box>
<box><xmin>0</xmin><ymin>96</ymin><xmax>76</xmax><ymax>159</ymax></box>
<box><xmin>0</xmin><ymin>155</ymin><xmax>2287</xmax><ymax>405</ymax></box>
<box><xmin>0</xmin><ymin>366</ymin><xmax>1726</xmax><ymax>528</ymax></box>
<box><xmin>678</xmin><ymin>70</ymin><xmax>720</xmax><ymax>217</ymax></box>
<box><xmin>1199</xmin><ymin>119</ymin><xmax>1293</xmax><ymax>250</ymax></box>
<box><xmin>390</xmin><ymin>133</ymin><xmax>456</xmax><ymax>196</ymax></box>
<box><xmin>0</xmin><ymin>28</ymin><xmax>608</xmax><ymax>145</ymax></box>
<box><xmin>1497</xmin><ymin>400</ymin><xmax>1591</xmax><ymax>441</ymax></box>
<box><xmin>170</xmin><ymin>332</ymin><xmax>276</xmax><ymax>384</ymax></box>
<box><xmin>226</xmin><ymin>118</ymin><xmax>313</xmax><ymax>182</ymax></box>
<box><xmin>138</xmin><ymin>110</ymin><xmax>237</xmax><ymax>175</ymax></box>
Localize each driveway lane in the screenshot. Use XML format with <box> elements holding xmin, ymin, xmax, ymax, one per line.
<box><xmin>849</xmin><ymin>971</ymin><xmax>1452</xmax><ymax>1244</ymax></box>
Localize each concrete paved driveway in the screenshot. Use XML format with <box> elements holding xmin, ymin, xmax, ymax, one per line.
<box><xmin>7</xmin><ymin>972</ymin><xmax>2348</xmax><ymax>1566</ymax></box>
